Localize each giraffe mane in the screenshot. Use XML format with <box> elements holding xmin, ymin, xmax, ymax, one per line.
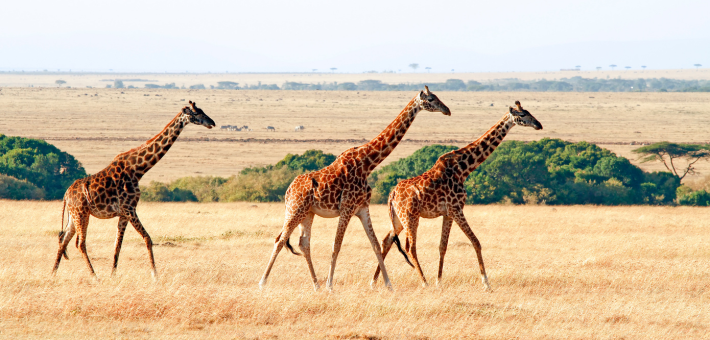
<box><xmin>113</xmin><ymin>112</ymin><xmax>182</xmax><ymax>160</ymax></box>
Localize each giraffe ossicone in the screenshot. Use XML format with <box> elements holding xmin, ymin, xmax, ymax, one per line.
<box><xmin>259</xmin><ymin>87</ymin><xmax>451</xmax><ymax>292</ymax></box>
<box><xmin>52</xmin><ymin>102</ymin><xmax>215</xmax><ymax>279</ymax></box>
<box><xmin>372</xmin><ymin>101</ymin><xmax>542</xmax><ymax>290</ymax></box>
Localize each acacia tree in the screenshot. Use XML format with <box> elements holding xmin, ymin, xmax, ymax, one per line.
<box><xmin>55</xmin><ymin>80</ymin><xmax>66</xmax><ymax>87</ymax></box>
<box><xmin>695</xmin><ymin>64</ymin><xmax>702</xmax><ymax>70</ymax></box>
<box><xmin>609</xmin><ymin>64</ymin><xmax>617</xmax><ymax>71</ymax></box>
<box><xmin>409</xmin><ymin>63</ymin><xmax>419</xmax><ymax>72</ymax></box>
<box><xmin>633</xmin><ymin>142</ymin><xmax>710</xmax><ymax>180</ymax></box>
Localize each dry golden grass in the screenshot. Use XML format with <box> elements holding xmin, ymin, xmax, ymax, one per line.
<box><xmin>2</xmin><ymin>87</ymin><xmax>709</xmax><ymax>183</ymax></box>
<box><xmin>0</xmin><ymin>200</ymin><xmax>708</xmax><ymax>339</ymax></box>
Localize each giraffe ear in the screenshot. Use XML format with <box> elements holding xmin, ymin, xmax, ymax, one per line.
<box><xmin>515</xmin><ymin>101</ymin><xmax>523</xmax><ymax>111</ymax></box>
<box><xmin>423</xmin><ymin>85</ymin><xmax>431</xmax><ymax>95</ymax></box>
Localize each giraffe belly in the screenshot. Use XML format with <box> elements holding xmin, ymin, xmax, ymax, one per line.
<box><xmin>311</xmin><ymin>205</ymin><xmax>340</xmax><ymax>218</ymax></box>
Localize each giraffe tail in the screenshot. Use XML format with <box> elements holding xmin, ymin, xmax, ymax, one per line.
<box><xmin>389</xmin><ymin>190</ymin><xmax>413</xmax><ymax>267</ymax></box>
<box><xmin>275</xmin><ymin>231</ymin><xmax>301</xmax><ymax>256</ymax></box>
<box><xmin>58</xmin><ymin>196</ymin><xmax>69</xmax><ymax>260</ymax></box>
<box><xmin>285</xmin><ymin>238</ymin><xmax>301</xmax><ymax>256</ymax></box>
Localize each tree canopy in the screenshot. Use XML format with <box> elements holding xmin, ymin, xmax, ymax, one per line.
<box><xmin>0</xmin><ymin>135</ymin><xmax>87</xmax><ymax>199</ymax></box>
<box><xmin>633</xmin><ymin>142</ymin><xmax>710</xmax><ymax>180</ymax></box>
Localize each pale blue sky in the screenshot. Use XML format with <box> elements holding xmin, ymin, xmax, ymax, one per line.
<box><xmin>2</xmin><ymin>0</ymin><xmax>708</xmax><ymax>72</ymax></box>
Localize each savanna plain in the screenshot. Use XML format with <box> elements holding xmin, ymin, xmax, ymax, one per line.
<box><xmin>1</xmin><ymin>72</ymin><xmax>709</xmax><ymax>339</ymax></box>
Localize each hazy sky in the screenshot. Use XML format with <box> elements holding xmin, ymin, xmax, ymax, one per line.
<box><xmin>2</xmin><ymin>0</ymin><xmax>708</xmax><ymax>72</ymax></box>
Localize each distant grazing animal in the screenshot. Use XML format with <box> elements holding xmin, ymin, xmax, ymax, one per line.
<box><xmin>372</xmin><ymin>101</ymin><xmax>542</xmax><ymax>290</ymax></box>
<box><xmin>52</xmin><ymin>101</ymin><xmax>215</xmax><ymax>280</ymax></box>
<box><xmin>295</xmin><ymin>125</ymin><xmax>305</xmax><ymax>132</ymax></box>
<box><xmin>259</xmin><ymin>86</ymin><xmax>451</xmax><ymax>291</ymax></box>
<box><xmin>266</xmin><ymin>126</ymin><xmax>276</xmax><ymax>132</ymax></box>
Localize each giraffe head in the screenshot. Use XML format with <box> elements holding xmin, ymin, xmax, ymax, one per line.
<box><xmin>418</xmin><ymin>86</ymin><xmax>451</xmax><ymax>116</ymax></box>
<box><xmin>181</xmin><ymin>101</ymin><xmax>216</xmax><ymax>129</ymax></box>
<box><xmin>509</xmin><ymin>101</ymin><xmax>542</xmax><ymax>130</ymax></box>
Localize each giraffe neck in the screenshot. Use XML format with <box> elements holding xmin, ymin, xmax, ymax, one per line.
<box><xmin>453</xmin><ymin>113</ymin><xmax>515</xmax><ymax>179</ymax></box>
<box><xmin>117</xmin><ymin>113</ymin><xmax>187</xmax><ymax>180</ymax></box>
<box><xmin>358</xmin><ymin>96</ymin><xmax>421</xmax><ymax>174</ymax></box>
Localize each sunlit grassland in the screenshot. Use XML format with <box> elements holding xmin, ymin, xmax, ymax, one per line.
<box><xmin>0</xmin><ymin>200</ymin><xmax>708</xmax><ymax>339</ymax></box>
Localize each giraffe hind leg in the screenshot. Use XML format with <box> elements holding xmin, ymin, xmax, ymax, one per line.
<box><xmin>74</xmin><ymin>213</ymin><xmax>97</xmax><ymax>278</ymax></box>
<box><xmin>52</xmin><ymin>218</ymin><xmax>76</xmax><ymax>274</ymax></box>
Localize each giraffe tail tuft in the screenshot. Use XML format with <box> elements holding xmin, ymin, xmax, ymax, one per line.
<box><xmin>285</xmin><ymin>238</ymin><xmax>302</xmax><ymax>256</ymax></box>
<box><xmin>392</xmin><ymin>234</ymin><xmax>413</xmax><ymax>268</ymax></box>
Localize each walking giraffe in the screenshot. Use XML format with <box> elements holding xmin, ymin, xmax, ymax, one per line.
<box><xmin>52</xmin><ymin>101</ymin><xmax>215</xmax><ymax>279</ymax></box>
<box><xmin>260</xmin><ymin>86</ymin><xmax>451</xmax><ymax>291</ymax></box>
<box><xmin>372</xmin><ymin>101</ymin><xmax>542</xmax><ymax>290</ymax></box>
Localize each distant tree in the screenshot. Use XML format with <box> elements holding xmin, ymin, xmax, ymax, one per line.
<box><xmin>114</xmin><ymin>80</ymin><xmax>125</xmax><ymax>89</ymax></box>
<box><xmin>55</xmin><ymin>80</ymin><xmax>66</xmax><ymax>87</ymax></box>
<box><xmin>575</xmin><ymin>65</ymin><xmax>581</xmax><ymax>69</ymax></box>
<box><xmin>425</xmin><ymin>67</ymin><xmax>431</xmax><ymax>73</ymax></box>
<box><xmin>189</xmin><ymin>84</ymin><xmax>206</xmax><ymax>90</ymax></box>
<box><xmin>596</xmin><ymin>66</ymin><xmax>601</xmax><ymax>71</ymax></box>
<box><xmin>625</xmin><ymin>66</ymin><xmax>631</xmax><ymax>70</ymax></box>
<box><xmin>641</xmin><ymin>65</ymin><xmax>647</xmax><ymax>71</ymax></box>
<box><xmin>216</xmin><ymin>81</ymin><xmax>239</xmax><ymax>90</ymax></box>
<box><xmin>330</xmin><ymin>68</ymin><xmax>337</xmax><ymax>73</ymax></box>
<box><xmin>609</xmin><ymin>64</ymin><xmax>617</xmax><ymax>70</ymax></box>
<box><xmin>409</xmin><ymin>63</ymin><xmax>419</xmax><ymax>72</ymax></box>
<box><xmin>633</xmin><ymin>142</ymin><xmax>710</xmax><ymax>180</ymax></box>
<box><xmin>695</xmin><ymin>64</ymin><xmax>702</xmax><ymax>70</ymax></box>
<box><xmin>312</xmin><ymin>69</ymin><xmax>317</xmax><ymax>72</ymax></box>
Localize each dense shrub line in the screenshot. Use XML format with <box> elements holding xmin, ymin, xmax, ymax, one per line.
<box><xmin>140</xmin><ymin>140</ymin><xmax>708</xmax><ymax>206</ymax></box>
<box><xmin>1</xmin><ymin>134</ymin><xmax>706</xmax><ymax>206</ymax></box>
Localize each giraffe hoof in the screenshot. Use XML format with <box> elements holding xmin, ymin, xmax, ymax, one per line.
<box><xmin>259</xmin><ymin>279</ymin><xmax>267</xmax><ymax>290</ymax></box>
<box><xmin>313</xmin><ymin>282</ymin><xmax>320</xmax><ymax>292</ymax></box>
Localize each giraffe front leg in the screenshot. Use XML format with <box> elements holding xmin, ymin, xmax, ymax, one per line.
<box><xmin>326</xmin><ymin>210</ymin><xmax>354</xmax><ymax>292</ymax></box>
<box><xmin>111</xmin><ymin>216</ymin><xmax>129</xmax><ymax>276</ymax></box>
<box><xmin>355</xmin><ymin>206</ymin><xmax>393</xmax><ymax>291</ymax></box>
<box><xmin>128</xmin><ymin>215</ymin><xmax>157</xmax><ymax>280</ymax></box>
<box><xmin>436</xmin><ymin>216</ymin><xmax>453</xmax><ymax>286</ymax></box>
<box><xmin>52</xmin><ymin>217</ymin><xmax>76</xmax><ymax>275</ymax></box>
<box><xmin>451</xmin><ymin>209</ymin><xmax>491</xmax><ymax>291</ymax></box>
<box><xmin>298</xmin><ymin>212</ymin><xmax>320</xmax><ymax>291</ymax></box>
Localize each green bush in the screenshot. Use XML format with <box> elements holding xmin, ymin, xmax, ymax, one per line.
<box><xmin>0</xmin><ymin>135</ymin><xmax>86</xmax><ymax>199</ymax></box>
<box><xmin>140</xmin><ymin>150</ymin><xmax>335</xmax><ymax>202</ymax></box>
<box><xmin>218</xmin><ymin>167</ymin><xmax>303</xmax><ymax>202</ymax></box>
<box><xmin>140</xmin><ymin>181</ymin><xmax>198</xmax><ymax>202</ymax></box>
<box><xmin>0</xmin><ymin>174</ymin><xmax>45</xmax><ymax>200</ymax></box>
<box><xmin>368</xmin><ymin>139</ymin><xmax>680</xmax><ymax>205</ymax></box>
<box><xmin>678</xmin><ymin>190</ymin><xmax>710</xmax><ymax>206</ymax></box>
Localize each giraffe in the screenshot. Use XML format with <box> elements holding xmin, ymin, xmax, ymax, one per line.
<box><xmin>372</xmin><ymin>101</ymin><xmax>542</xmax><ymax>290</ymax></box>
<box><xmin>259</xmin><ymin>86</ymin><xmax>451</xmax><ymax>291</ymax></box>
<box><xmin>52</xmin><ymin>101</ymin><xmax>215</xmax><ymax>279</ymax></box>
